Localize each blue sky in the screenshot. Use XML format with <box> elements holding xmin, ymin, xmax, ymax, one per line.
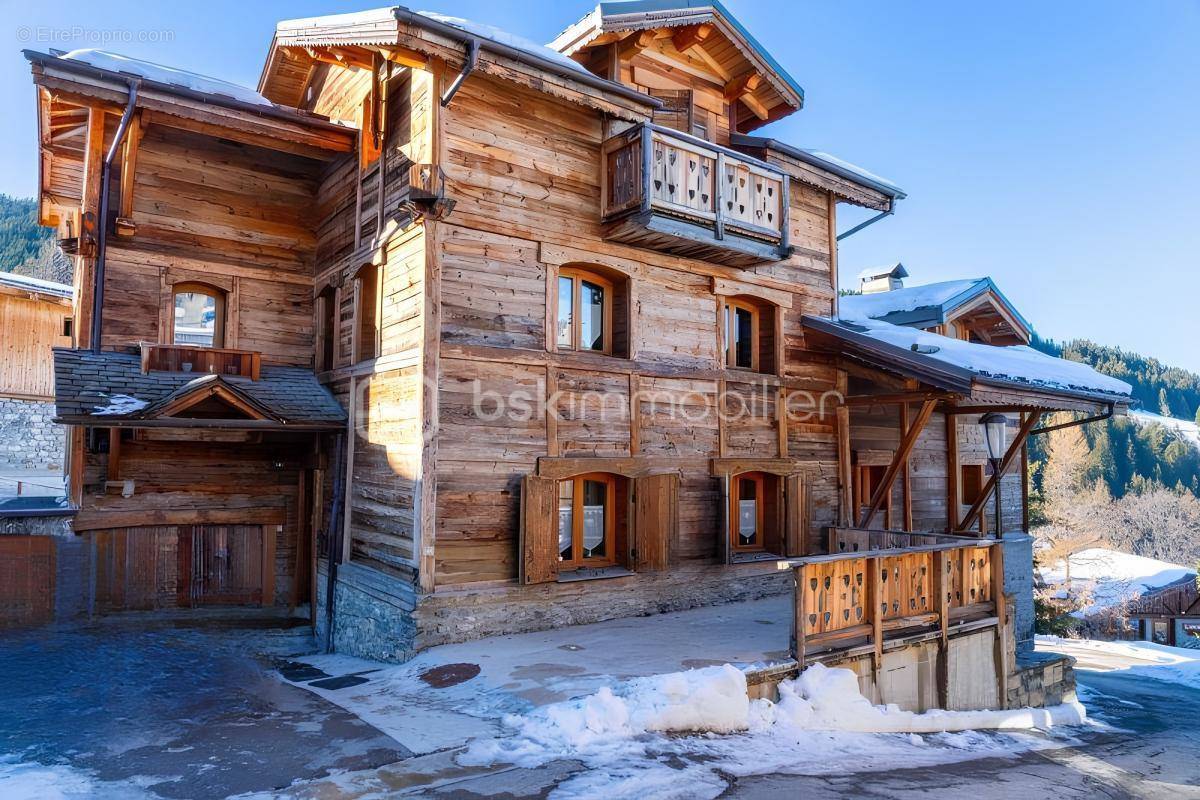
<box><xmin>1</xmin><ymin>0</ymin><xmax>1197</xmax><ymax>370</ymax></box>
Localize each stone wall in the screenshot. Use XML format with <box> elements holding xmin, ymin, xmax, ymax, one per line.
<box><xmin>0</xmin><ymin>398</ymin><xmax>64</xmax><ymax>469</ymax></box>
<box><xmin>1007</xmin><ymin>651</ymin><xmax>1076</xmax><ymax>708</ymax></box>
<box><xmin>316</xmin><ymin>561</ymin><xmax>418</xmax><ymax>663</ymax></box>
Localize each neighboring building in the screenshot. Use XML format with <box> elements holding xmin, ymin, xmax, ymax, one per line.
<box><xmin>16</xmin><ymin>2</ymin><xmax>1132</xmax><ymax>709</ymax></box>
<box><xmin>0</xmin><ymin>272</ymin><xmax>72</xmax><ymax>471</ymax></box>
<box><xmin>842</xmin><ymin>272</ymin><xmax>1032</xmax><ymax>345</ymax></box>
<box><xmin>1128</xmin><ymin>577</ymin><xmax>1200</xmax><ymax>649</ymax></box>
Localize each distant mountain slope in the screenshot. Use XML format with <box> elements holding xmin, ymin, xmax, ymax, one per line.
<box><xmin>0</xmin><ymin>194</ymin><xmax>70</xmax><ymax>283</ymax></box>
<box><xmin>1033</xmin><ymin>334</ymin><xmax>1200</xmax><ymax>423</ymax></box>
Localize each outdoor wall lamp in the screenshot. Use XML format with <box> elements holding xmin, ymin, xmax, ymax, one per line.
<box><xmin>979</xmin><ymin>412</ymin><xmax>1008</xmax><ymax>538</ymax></box>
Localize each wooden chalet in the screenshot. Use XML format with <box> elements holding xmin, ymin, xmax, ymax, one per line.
<box><xmin>23</xmin><ymin>1</ymin><xmax>1132</xmax><ymax>704</ymax></box>
<box><xmin>1128</xmin><ymin>576</ymin><xmax>1200</xmax><ymax>648</ymax></box>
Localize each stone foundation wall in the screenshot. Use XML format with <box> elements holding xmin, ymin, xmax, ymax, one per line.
<box><xmin>316</xmin><ymin>562</ymin><xmax>418</xmax><ymax>663</ymax></box>
<box><xmin>1002</xmin><ymin>532</ymin><xmax>1035</xmax><ymax>656</ymax></box>
<box><xmin>415</xmin><ymin>564</ymin><xmax>792</xmax><ymax>651</ymax></box>
<box><xmin>0</xmin><ymin>398</ymin><xmax>64</xmax><ymax>469</ymax></box>
<box><xmin>1007</xmin><ymin>651</ymin><xmax>1076</xmax><ymax>708</ymax></box>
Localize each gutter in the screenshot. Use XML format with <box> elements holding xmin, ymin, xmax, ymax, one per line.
<box><xmin>24</xmin><ymin>50</ymin><xmax>352</xmax><ymax>134</ymax></box>
<box><xmin>1030</xmin><ymin>405</ymin><xmax>1115</xmax><ymax>436</ymax></box>
<box><xmin>90</xmin><ymin>78</ymin><xmax>140</xmax><ymax>353</ymax></box>
<box><xmin>391</xmin><ymin>6</ymin><xmax>661</xmax><ymax>110</ymax></box>
<box><xmin>731</xmin><ymin>134</ymin><xmax>906</xmax><ymax>201</ymax></box>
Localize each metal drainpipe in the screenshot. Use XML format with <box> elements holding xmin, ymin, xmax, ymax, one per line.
<box><xmin>90</xmin><ymin>79</ymin><xmax>140</xmax><ymax>353</ymax></box>
<box><xmin>1029</xmin><ymin>404</ymin><xmax>1115</xmax><ymax>436</ymax></box>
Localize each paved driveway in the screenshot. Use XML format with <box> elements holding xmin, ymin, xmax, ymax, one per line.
<box><xmin>0</xmin><ymin>618</ymin><xmax>409</xmax><ymax>799</ymax></box>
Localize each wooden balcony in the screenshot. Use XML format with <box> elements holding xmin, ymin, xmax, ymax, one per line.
<box><xmin>600</xmin><ymin>123</ymin><xmax>791</xmax><ymax>268</ymax></box>
<box><xmin>140</xmin><ymin>342</ymin><xmax>261</xmax><ymax>380</ymax></box>
<box><xmin>790</xmin><ymin>532</ymin><xmax>1006</xmax><ymax>666</ymax></box>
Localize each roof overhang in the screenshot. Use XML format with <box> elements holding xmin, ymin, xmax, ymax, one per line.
<box><xmin>803</xmin><ymin>314</ymin><xmax>1130</xmax><ymax>414</ymax></box>
<box><xmin>553</xmin><ymin>0</ymin><xmax>802</xmax><ymax>130</ymax></box>
<box><xmin>260</xmin><ymin>6</ymin><xmax>660</xmax><ymax>122</ymax></box>
<box><xmin>733</xmin><ymin>134</ymin><xmax>904</xmax><ymax>212</ymax></box>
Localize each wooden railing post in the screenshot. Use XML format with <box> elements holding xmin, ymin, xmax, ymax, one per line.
<box><xmin>793</xmin><ymin>564</ymin><xmax>806</xmax><ymax>666</ymax></box>
<box><xmin>868</xmin><ymin>555</ymin><xmax>882</xmax><ymax>692</ymax></box>
<box><xmin>714</xmin><ymin>152</ymin><xmax>726</xmax><ymax>241</ymax></box>
<box><xmin>934</xmin><ymin>549</ymin><xmax>950</xmax><ymax>709</ymax></box>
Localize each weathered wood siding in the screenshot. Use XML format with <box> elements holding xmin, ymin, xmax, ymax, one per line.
<box><xmin>0</xmin><ymin>291</ymin><xmax>71</xmax><ymax>399</ymax></box>
<box><xmin>431</xmin><ymin>73</ymin><xmax>840</xmax><ymax>586</ymax></box>
<box><xmin>99</xmin><ymin>126</ymin><xmax>321</xmax><ymax>367</ymax></box>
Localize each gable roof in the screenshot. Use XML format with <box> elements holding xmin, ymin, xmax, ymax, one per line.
<box><xmin>62</xmin><ymin>49</ymin><xmax>272</xmax><ymax>107</ymax></box>
<box><xmin>803</xmin><ymin>314</ymin><xmax>1131</xmax><ymax>406</ymax></box>
<box><xmin>53</xmin><ymin>349</ymin><xmax>346</xmax><ymax>429</ymax></box>
<box><xmin>840</xmin><ymin>277</ymin><xmax>1033</xmax><ymax>339</ymax></box>
<box><xmin>553</xmin><ymin>0</ymin><xmax>803</xmax><ymax>127</ymax></box>
<box><xmin>0</xmin><ymin>272</ymin><xmax>72</xmax><ymax>301</ymax></box>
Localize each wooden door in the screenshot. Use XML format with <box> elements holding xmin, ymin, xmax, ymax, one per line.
<box><xmin>0</xmin><ymin>536</ymin><xmax>55</xmax><ymax>628</ymax></box>
<box><xmin>181</xmin><ymin>524</ymin><xmax>264</xmax><ymax>605</ymax></box>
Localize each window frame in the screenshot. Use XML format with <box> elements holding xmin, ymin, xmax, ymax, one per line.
<box><xmin>556</xmin><ymin>267</ymin><xmax>615</xmax><ymax>355</ymax></box>
<box><xmin>722</xmin><ymin>297</ymin><xmax>760</xmax><ymax>372</ymax></box>
<box><xmin>170</xmin><ymin>282</ymin><xmax>226</xmax><ymax>349</ymax></box>
<box><xmin>729</xmin><ymin>471</ymin><xmax>767</xmax><ymax>552</ymax></box>
<box><xmin>354</xmin><ymin>264</ymin><xmax>381</xmax><ymax>364</ymax></box>
<box><xmin>558</xmin><ymin>472</ymin><xmax>618</xmax><ymax>569</ymax></box>
<box><xmin>316</xmin><ymin>286</ymin><xmax>338</xmax><ymax>373</ymax></box>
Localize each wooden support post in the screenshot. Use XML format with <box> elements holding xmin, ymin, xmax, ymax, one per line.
<box><xmin>901</xmin><ymin>403</ymin><xmax>914</xmax><ymax>531</ymax></box>
<box><xmin>836</xmin><ymin>405</ymin><xmax>853</xmax><ymax>526</ymax></box>
<box><xmin>262</xmin><ymin>524</ymin><xmax>277</xmax><ymax>608</ymax></box>
<box><xmin>717</xmin><ymin>378</ymin><xmax>728</xmax><ymax>458</ymax></box>
<box><xmin>868</xmin><ymin>556</ymin><xmax>883</xmax><ymax>696</ymax></box>
<box><xmin>992</xmin><ymin>543</ymin><xmax>1010</xmax><ymax>707</ymax></box>
<box><xmin>945</xmin><ymin>411</ymin><xmax>959</xmax><ymax>532</ymax></box>
<box><xmin>859</xmin><ymin>400</ymin><xmax>936</xmax><ymax>528</ymax></box>
<box><xmin>106</xmin><ymin>428</ymin><xmax>121</xmax><ymax>482</ymax></box>
<box><xmin>959</xmin><ymin>413</ymin><xmax>1040</xmax><ymax>532</ymax></box>
<box><xmin>934</xmin><ymin>549</ymin><xmax>950</xmax><ymax>709</ymax></box>
<box><xmin>628</xmin><ymin>373</ymin><xmax>640</xmax><ymax>455</ymax></box>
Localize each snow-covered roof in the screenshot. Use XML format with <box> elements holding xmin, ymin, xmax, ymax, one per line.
<box><xmin>731</xmin><ymin>135</ymin><xmax>906</xmax><ymax>202</ymax></box>
<box><xmin>0</xmin><ymin>272</ymin><xmax>72</xmax><ymax>299</ymax></box>
<box><xmin>61</xmin><ymin>49</ymin><xmax>272</xmax><ymax>107</ymax></box>
<box><xmin>1040</xmin><ymin>548</ymin><xmax>1196</xmax><ymax>618</ymax></box>
<box><xmin>417</xmin><ymin>11</ymin><xmax>593</xmax><ymax>76</ymax></box>
<box><xmin>807</xmin><ymin>313</ymin><xmax>1132</xmax><ymax>400</ymax></box>
<box><xmin>856</xmin><ymin>263</ymin><xmax>909</xmax><ymax>282</ymax></box>
<box><xmin>841</xmin><ymin>277</ymin><xmax>1033</xmax><ymax>340</ymax></box>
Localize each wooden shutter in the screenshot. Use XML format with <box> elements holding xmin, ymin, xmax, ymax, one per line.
<box><xmin>719</xmin><ymin>473</ymin><xmax>732</xmax><ymax>565</ymax></box>
<box><xmin>519</xmin><ymin>475</ymin><xmax>559</xmax><ymax>584</ymax></box>
<box><xmin>634</xmin><ymin>473</ymin><xmax>678</xmax><ymax>572</ymax></box>
<box><xmin>785</xmin><ymin>473</ymin><xmax>809</xmax><ymax>557</ymax></box>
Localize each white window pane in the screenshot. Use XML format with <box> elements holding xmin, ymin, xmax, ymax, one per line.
<box><xmin>558</xmin><ymin>480</ymin><xmax>573</xmax><ymax>560</ymax></box>
<box><xmin>738</xmin><ymin>499</ymin><xmax>758</xmax><ymax>546</ymax></box>
<box><xmin>580</xmin><ymin>280</ymin><xmax>605</xmax><ymax>351</ymax></box>
<box><xmin>581</xmin><ymin>479</ymin><xmax>607</xmax><ymax>558</ymax></box>
<box><xmin>174</xmin><ymin>292</ymin><xmax>216</xmax><ymax>347</ymax></box>
<box><xmin>557</xmin><ymin>277</ymin><xmax>574</xmax><ymax>348</ymax></box>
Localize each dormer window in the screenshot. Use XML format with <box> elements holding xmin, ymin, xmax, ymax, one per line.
<box><xmin>172</xmin><ymin>283</ymin><xmax>225</xmax><ymax>348</ymax></box>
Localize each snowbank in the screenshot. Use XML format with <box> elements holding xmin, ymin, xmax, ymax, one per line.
<box><xmin>1040</xmin><ymin>548</ymin><xmax>1195</xmax><ymax>617</ymax></box>
<box><xmin>464</xmin><ymin>663</ymin><xmax>1085</xmax><ymax>769</ymax></box>
<box><xmin>0</xmin><ymin>757</ymin><xmax>147</xmax><ymax>800</ymax></box>
<box><xmin>1039</xmin><ymin>636</ymin><xmax>1200</xmax><ymax>689</ymax></box>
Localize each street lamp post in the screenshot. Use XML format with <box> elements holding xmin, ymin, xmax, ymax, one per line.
<box><xmin>979</xmin><ymin>413</ymin><xmax>1008</xmax><ymax>539</ymax></box>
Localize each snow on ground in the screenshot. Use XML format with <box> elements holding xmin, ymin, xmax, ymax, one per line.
<box><xmin>0</xmin><ymin>757</ymin><xmax>153</xmax><ymax>800</ymax></box>
<box><xmin>1130</xmin><ymin>410</ymin><xmax>1200</xmax><ymax>449</ymax></box>
<box><xmin>1038</xmin><ymin>635</ymin><xmax>1200</xmax><ymax>689</ymax></box>
<box><xmin>1039</xmin><ymin>547</ymin><xmax>1195</xmax><ymax>617</ymax></box>
<box><xmin>456</xmin><ymin>663</ymin><xmax>1086</xmax><ymax>800</ymax></box>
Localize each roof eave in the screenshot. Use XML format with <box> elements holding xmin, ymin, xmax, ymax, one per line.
<box><xmin>732</xmin><ymin>134</ymin><xmax>906</xmax><ymax>201</ymax></box>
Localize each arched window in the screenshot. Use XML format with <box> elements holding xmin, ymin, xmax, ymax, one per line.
<box><xmin>172</xmin><ymin>282</ymin><xmax>225</xmax><ymax>348</ymax></box>
<box><xmin>721</xmin><ymin>295</ymin><xmax>777</xmax><ymax>374</ymax></box>
<box><xmin>316</xmin><ymin>286</ymin><xmax>337</xmax><ymax>372</ymax></box>
<box><xmin>557</xmin><ymin>472</ymin><xmax>619</xmax><ymax>568</ymax></box>
<box><xmin>554</xmin><ymin>266</ymin><xmax>630</xmax><ymax>357</ymax></box>
<box><xmin>355</xmin><ymin>264</ymin><xmax>380</xmax><ymax>363</ymax></box>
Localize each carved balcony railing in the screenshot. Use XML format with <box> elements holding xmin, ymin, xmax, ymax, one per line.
<box><xmin>600</xmin><ymin>123</ymin><xmax>791</xmax><ymax>268</ymax></box>
<box><xmin>789</xmin><ymin>536</ymin><xmax>1006</xmax><ymax>665</ymax></box>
